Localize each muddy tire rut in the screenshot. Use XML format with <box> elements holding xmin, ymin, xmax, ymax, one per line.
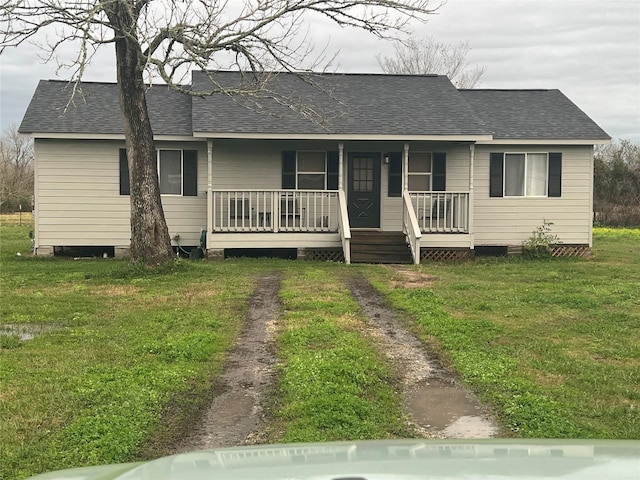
<box><xmin>175</xmin><ymin>269</ymin><xmax>496</xmax><ymax>452</ymax></box>
<box><xmin>347</xmin><ymin>275</ymin><xmax>498</xmax><ymax>439</ymax></box>
<box><xmin>174</xmin><ymin>273</ymin><xmax>280</xmax><ymax>452</ymax></box>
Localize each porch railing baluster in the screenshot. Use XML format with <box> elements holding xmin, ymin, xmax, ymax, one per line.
<box><xmin>408</xmin><ymin>192</ymin><xmax>469</xmax><ymax>234</ymax></box>
<box><xmin>211</xmin><ymin>189</ymin><xmax>340</xmax><ymax>233</ymax></box>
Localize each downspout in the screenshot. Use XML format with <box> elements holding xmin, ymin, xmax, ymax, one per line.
<box><xmin>469</xmin><ymin>143</ymin><xmax>475</xmax><ymax>250</ymax></box>
<box><xmin>207</xmin><ymin>139</ymin><xmax>213</xmax><ymax>252</ymax></box>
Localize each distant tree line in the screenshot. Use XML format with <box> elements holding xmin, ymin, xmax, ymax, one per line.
<box><xmin>1</xmin><ymin>124</ymin><xmax>33</xmax><ymax>213</ymax></box>
<box><xmin>594</xmin><ymin>139</ymin><xmax>640</xmax><ymax>227</ymax></box>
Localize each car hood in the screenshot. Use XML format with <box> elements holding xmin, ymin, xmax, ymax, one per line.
<box><xmin>27</xmin><ymin>439</ymin><xmax>640</xmax><ymax>480</ymax></box>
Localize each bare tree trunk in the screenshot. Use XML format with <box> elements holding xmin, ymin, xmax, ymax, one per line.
<box><xmin>110</xmin><ymin>6</ymin><xmax>174</xmax><ymax>265</ymax></box>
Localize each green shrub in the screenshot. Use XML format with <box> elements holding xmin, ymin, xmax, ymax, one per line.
<box><xmin>522</xmin><ymin>219</ymin><xmax>561</xmax><ymax>258</ymax></box>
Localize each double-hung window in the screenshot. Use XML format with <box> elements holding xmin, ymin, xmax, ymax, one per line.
<box><xmin>282</xmin><ymin>150</ymin><xmax>339</xmax><ymax>190</ymax></box>
<box><xmin>158</xmin><ymin>150</ymin><xmax>182</xmax><ymax>195</ymax></box>
<box><xmin>296</xmin><ymin>151</ymin><xmax>327</xmax><ymax>189</ymax></box>
<box><xmin>490</xmin><ymin>152</ymin><xmax>562</xmax><ymax>198</ymax></box>
<box><xmin>407</xmin><ymin>152</ymin><xmax>432</xmax><ymax>191</ymax></box>
<box><xmin>388</xmin><ymin>151</ymin><xmax>446</xmax><ymax>197</ymax></box>
<box><xmin>119</xmin><ymin>148</ymin><xmax>198</xmax><ymax>196</ymax></box>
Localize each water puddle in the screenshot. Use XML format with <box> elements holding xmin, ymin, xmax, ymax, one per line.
<box><xmin>0</xmin><ymin>323</ymin><xmax>56</xmax><ymax>341</ymax></box>
<box><xmin>347</xmin><ymin>275</ymin><xmax>499</xmax><ymax>439</ymax></box>
<box><xmin>408</xmin><ymin>378</ymin><xmax>498</xmax><ymax>438</ymax></box>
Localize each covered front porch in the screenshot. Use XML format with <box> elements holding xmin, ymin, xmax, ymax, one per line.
<box><xmin>206</xmin><ymin>189</ymin><xmax>471</xmax><ymax>264</ymax></box>
<box><xmin>204</xmin><ymin>141</ymin><xmax>477</xmax><ymax>264</ymax></box>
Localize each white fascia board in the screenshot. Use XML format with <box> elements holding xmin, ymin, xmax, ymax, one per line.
<box><xmin>476</xmin><ymin>138</ymin><xmax>612</xmax><ymax>145</ymax></box>
<box><xmin>29</xmin><ymin>133</ymin><xmax>203</xmax><ymax>142</ymax></box>
<box><xmin>193</xmin><ymin>132</ymin><xmax>494</xmax><ymax>142</ymax></box>
<box><xmin>30</xmin><ymin>133</ymin><xmax>125</xmax><ymax>140</ymax></box>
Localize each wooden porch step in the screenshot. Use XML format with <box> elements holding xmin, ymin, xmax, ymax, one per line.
<box><xmin>350</xmin><ymin>231</ymin><xmax>413</xmax><ymax>264</ymax></box>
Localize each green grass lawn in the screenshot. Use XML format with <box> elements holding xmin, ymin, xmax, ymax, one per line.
<box><xmin>1</xmin><ymin>222</ymin><xmax>638</xmax><ymax>479</ymax></box>
<box><xmin>266</xmin><ymin>266</ymin><xmax>411</xmax><ymax>443</ymax></box>
<box><xmin>0</xmin><ymin>222</ymin><xmax>258</xmax><ymax>479</ymax></box>
<box><xmin>368</xmin><ymin>228</ymin><xmax>640</xmax><ymax>439</ymax></box>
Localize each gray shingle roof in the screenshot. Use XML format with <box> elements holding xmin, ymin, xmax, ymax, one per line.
<box><xmin>19</xmin><ymin>80</ymin><xmax>192</xmax><ymax>136</ymax></box>
<box><xmin>460</xmin><ymin>89</ymin><xmax>610</xmax><ymax>140</ymax></box>
<box><xmin>191</xmin><ymin>71</ymin><xmax>490</xmax><ymax>136</ymax></box>
<box><xmin>19</xmin><ymin>73</ymin><xmax>610</xmax><ymax>141</ymax></box>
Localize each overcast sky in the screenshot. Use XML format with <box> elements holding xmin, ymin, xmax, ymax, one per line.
<box><xmin>1</xmin><ymin>0</ymin><xmax>638</xmax><ymax>142</ymax></box>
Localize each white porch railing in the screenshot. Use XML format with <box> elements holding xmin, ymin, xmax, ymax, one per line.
<box><xmin>402</xmin><ymin>191</ymin><xmax>422</xmax><ymax>265</ymax></box>
<box><xmin>211</xmin><ymin>190</ymin><xmax>340</xmax><ymax>233</ymax></box>
<box><xmin>410</xmin><ymin>192</ymin><xmax>469</xmax><ymax>233</ymax></box>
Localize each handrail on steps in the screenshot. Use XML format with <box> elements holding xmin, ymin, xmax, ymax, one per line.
<box><xmin>403</xmin><ymin>190</ymin><xmax>422</xmax><ymax>265</ymax></box>
<box><xmin>337</xmin><ymin>190</ymin><xmax>351</xmax><ymax>264</ymax></box>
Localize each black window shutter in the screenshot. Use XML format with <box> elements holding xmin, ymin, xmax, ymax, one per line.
<box><xmin>119</xmin><ymin>148</ymin><xmax>130</xmax><ymax>195</ymax></box>
<box><xmin>327</xmin><ymin>151</ymin><xmax>339</xmax><ymax>190</ymax></box>
<box><xmin>490</xmin><ymin>153</ymin><xmax>504</xmax><ymax>197</ymax></box>
<box><xmin>183</xmin><ymin>150</ymin><xmax>198</xmax><ymax>196</ymax></box>
<box><xmin>388</xmin><ymin>152</ymin><xmax>403</xmax><ymax>197</ymax></box>
<box><xmin>548</xmin><ymin>152</ymin><xmax>562</xmax><ymax>197</ymax></box>
<box><xmin>432</xmin><ymin>153</ymin><xmax>447</xmax><ymax>191</ymax></box>
<box><xmin>282</xmin><ymin>151</ymin><xmax>296</xmax><ymax>189</ymax></box>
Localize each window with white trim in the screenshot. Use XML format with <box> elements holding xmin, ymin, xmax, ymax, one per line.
<box><xmin>281</xmin><ymin>150</ymin><xmax>339</xmax><ymax>190</ymax></box>
<box><xmin>504</xmin><ymin>153</ymin><xmax>548</xmax><ymax>197</ymax></box>
<box><xmin>297</xmin><ymin>151</ymin><xmax>327</xmax><ymax>189</ymax></box>
<box><xmin>407</xmin><ymin>152</ymin><xmax>432</xmax><ymax>191</ymax></box>
<box><xmin>120</xmin><ymin>148</ymin><xmax>197</xmax><ymax>197</ymax></box>
<box><xmin>159</xmin><ymin>150</ymin><xmax>182</xmax><ymax>195</ymax></box>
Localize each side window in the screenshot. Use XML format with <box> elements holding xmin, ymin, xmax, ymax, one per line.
<box><xmin>120</xmin><ymin>149</ymin><xmax>197</xmax><ymax>197</ymax></box>
<box><xmin>159</xmin><ymin>150</ymin><xmax>182</xmax><ymax>195</ymax></box>
<box><xmin>491</xmin><ymin>152</ymin><xmax>561</xmax><ymax>198</ymax></box>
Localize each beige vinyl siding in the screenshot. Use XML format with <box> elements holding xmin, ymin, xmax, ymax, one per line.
<box><xmin>211</xmin><ymin>140</ymin><xmax>283</xmax><ymax>190</ymax></box>
<box><xmin>473</xmin><ymin>145</ymin><xmax>593</xmax><ymax>246</ymax></box>
<box><xmin>34</xmin><ymin>139</ymin><xmax>207</xmax><ymax>250</ymax></box>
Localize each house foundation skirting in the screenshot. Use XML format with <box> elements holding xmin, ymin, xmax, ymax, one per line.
<box><xmin>507</xmin><ymin>244</ymin><xmax>591</xmax><ymax>258</ymax></box>
<box><xmin>420</xmin><ymin>247</ymin><xmax>474</xmax><ymax>262</ymax></box>
<box><xmin>303</xmin><ymin>247</ymin><xmax>345</xmax><ymax>263</ymax></box>
<box><xmin>551</xmin><ymin>244</ymin><xmax>592</xmax><ymax>258</ymax></box>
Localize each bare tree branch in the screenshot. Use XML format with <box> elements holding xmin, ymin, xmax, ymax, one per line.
<box><xmin>0</xmin><ymin>0</ymin><xmax>440</xmax><ymax>265</ymax></box>
<box><xmin>377</xmin><ymin>35</ymin><xmax>485</xmax><ymax>88</ymax></box>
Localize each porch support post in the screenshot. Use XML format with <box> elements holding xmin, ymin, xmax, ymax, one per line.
<box><xmin>338</xmin><ymin>142</ymin><xmax>344</xmax><ymax>190</ymax></box>
<box><xmin>469</xmin><ymin>143</ymin><xmax>475</xmax><ymax>249</ymax></box>
<box><xmin>207</xmin><ymin>139</ymin><xmax>213</xmax><ymax>242</ymax></box>
<box><xmin>403</xmin><ymin>143</ymin><xmax>409</xmax><ymax>192</ymax></box>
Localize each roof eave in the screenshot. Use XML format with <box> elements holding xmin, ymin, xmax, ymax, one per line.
<box><xmin>193</xmin><ymin>132</ymin><xmax>494</xmax><ymax>141</ymax></box>
<box><xmin>26</xmin><ymin>132</ymin><xmax>203</xmax><ymax>142</ymax></box>
<box><xmin>476</xmin><ymin>138</ymin><xmax>611</xmax><ymax>145</ymax></box>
